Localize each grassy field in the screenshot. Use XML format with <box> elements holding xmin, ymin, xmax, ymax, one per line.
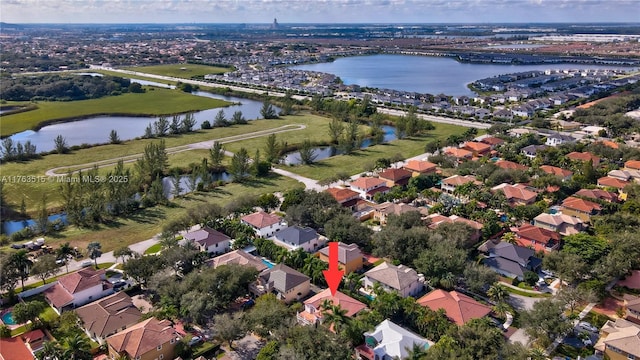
<box><xmin>0</xmin><ymin>87</ymin><xmax>230</xmax><ymax>136</ymax></box>
<box><xmin>122</xmin><ymin>63</ymin><xmax>231</xmax><ymax>78</ymax></box>
<box><xmin>0</xmin><ymin>114</ymin><xmax>326</xmax><ymax>212</ymax></box>
<box><xmin>275</xmin><ymin>122</ymin><xmax>470</xmax><ymax>180</ymax></box>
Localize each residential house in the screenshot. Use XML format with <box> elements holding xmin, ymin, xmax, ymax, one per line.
<box><xmin>250</xmin><ymin>263</ymin><xmax>310</xmax><ymax>304</ymax></box>
<box><xmin>582</xmin><ymin>125</ymin><xmax>607</xmax><ymax>136</ymax></box>
<box><xmin>594</xmin><ymin>319</ymin><xmax>640</xmax><ymax>360</ymax></box>
<box><xmin>513</xmin><ymin>224</ymin><xmax>562</xmax><ymax>253</ymax></box>
<box><xmin>106</xmin><ymin>318</ymin><xmax>181</xmax><ymax>360</ymax></box>
<box><xmin>492</xmin><ymin>183</ymin><xmax>538</xmax><ymax>207</ymax></box>
<box><xmin>566</xmin><ymin>151</ymin><xmax>600</xmax><ymax>166</ymax></box>
<box><xmin>356</xmin><ymin>320</ymin><xmax>433</xmax><ymax>360</ymax></box>
<box><xmin>441</xmin><ymin>175</ymin><xmax>480</xmax><ymax>194</ymax></box>
<box><xmin>483</xmin><ymin>242</ymin><xmax>542</xmax><ymax>280</ymax></box>
<box><xmin>403</xmin><ymin>160</ymin><xmax>438</xmax><ymax>177</ymax></box>
<box><xmin>494</xmin><ymin>109</ymin><xmax>514</xmax><ymax>122</ymax></box>
<box><xmin>624</xmin><ymin>160</ymin><xmax>640</xmax><ymax>171</ymax></box>
<box><xmin>207</xmin><ymin>249</ymin><xmax>268</xmax><ymax>272</ymax></box>
<box><xmin>540</xmin><ymin>165</ymin><xmax>573</xmax><ymax>181</ymax></box>
<box><xmin>598</xmin><ymin>176</ymin><xmax>630</xmax><ymax>191</ymax></box>
<box><xmin>317</xmin><ymin>242</ymin><xmax>363</xmax><ymax>274</ymax></box>
<box><xmin>607</xmin><ymin>169</ymin><xmax>635</xmax><ymax>182</ymax></box>
<box><xmin>350</xmin><ymin>177</ymin><xmax>390</xmax><ymax>201</ymax></box>
<box><xmin>462</xmin><ymin>142</ymin><xmax>492</xmax><ymax>157</ymax></box>
<box><xmin>575</xmin><ymin>188</ymin><xmax>619</xmax><ymax>203</ymax></box>
<box><xmin>444</xmin><ymin>147</ymin><xmax>473</xmax><ymax>162</ymax></box>
<box><xmin>496</xmin><ymin>160</ymin><xmax>528</xmax><ymax>171</ymax></box>
<box><xmin>521</xmin><ymin>144</ymin><xmax>547</xmax><ymax>159</ymax></box>
<box><xmin>326</xmin><ymin>187</ymin><xmax>360</xmax><ymax>210</ymax></box>
<box><xmin>75</xmin><ymin>292</ymin><xmax>142</xmax><ymax>344</ymax></box>
<box><xmin>373</xmin><ymin>202</ymin><xmax>421</xmax><ymax>225</ymax></box>
<box><xmin>272</xmin><ymin>225</ymin><xmax>326</xmax><ymax>253</ymax></box>
<box><xmin>378</xmin><ymin>168</ymin><xmax>413</xmax><ymax>188</ymax></box>
<box><xmin>426</xmin><ymin>214</ymin><xmax>483</xmax><ymax>243</ymax></box>
<box><xmin>561</xmin><ymin>196</ymin><xmax>602</xmax><ymax>222</ymax></box>
<box><xmin>623</xmin><ymin>295</ymin><xmax>640</xmax><ymax>325</ymax></box>
<box><xmin>0</xmin><ymin>337</ymin><xmax>34</xmax><ymax>360</ymax></box>
<box><xmin>43</xmin><ymin>268</ymin><xmax>114</xmax><ymax>313</ymax></box>
<box><xmin>183</xmin><ymin>227</ymin><xmax>231</xmax><ymax>255</ymax></box>
<box><xmin>533</xmin><ymin>213</ymin><xmax>584</xmax><ymax>236</ymax></box>
<box><xmin>297</xmin><ymin>289</ymin><xmax>367</xmax><ymax>327</ymax></box>
<box><xmin>480</xmin><ymin>136</ymin><xmax>505</xmax><ymax>149</ymax></box>
<box><xmin>545</xmin><ymin>133</ymin><xmax>576</xmax><ymax>147</ymax></box>
<box><xmin>21</xmin><ymin>329</ymin><xmax>47</xmax><ymax>355</ymax></box>
<box><xmin>241</xmin><ymin>211</ymin><xmax>288</xmax><ymax>238</ymax></box>
<box><xmin>361</xmin><ymin>262</ymin><xmax>423</xmax><ymax>298</ymax></box>
<box><xmin>417</xmin><ymin>290</ymin><xmax>492</xmax><ymax>326</ymax></box>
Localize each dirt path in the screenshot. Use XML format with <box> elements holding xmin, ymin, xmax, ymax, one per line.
<box><xmin>44</xmin><ymin>124</ymin><xmax>306</xmax><ymax>176</ymax></box>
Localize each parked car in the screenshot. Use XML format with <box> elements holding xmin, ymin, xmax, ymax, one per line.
<box><xmin>188</xmin><ymin>336</ymin><xmax>202</xmax><ymax>346</ymax></box>
<box><xmin>577</xmin><ymin>321</ymin><xmax>598</xmax><ymax>333</ymax></box>
<box><xmin>112</xmin><ymin>280</ymin><xmax>127</xmax><ymax>291</ymax></box>
<box><xmin>582</xmin><ymin>337</ymin><xmax>593</xmax><ymax>346</ymax></box>
<box><xmin>81</xmin><ymin>260</ymin><xmax>93</xmax><ymax>268</ymax></box>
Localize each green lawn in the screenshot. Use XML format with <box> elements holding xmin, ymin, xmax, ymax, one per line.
<box><xmin>0</xmin><ymin>87</ymin><xmax>230</xmax><ymax>136</ymax></box>
<box><xmin>95</xmin><ymin>262</ymin><xmax>115</xmax><ymax>270</ymax></box>
<box><xmin>123</xmin><ymin>64</ymin><xmax>231</xmax><ymax>78</ymax></box>
<box><xmin>144</xmin><ymin>243</ymin><xmax>162</xmax><ymax>255</ymax></box>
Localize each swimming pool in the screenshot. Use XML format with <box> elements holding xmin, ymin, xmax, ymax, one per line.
<box><xmin>1</xmin><ymin>310</ymin><xmax>16</xmax><ymax>325</ymax></box>
<box><xmin>261</xmin><ymin>258</ymin><xmax>275</xmax><ymax>268</ymax></box>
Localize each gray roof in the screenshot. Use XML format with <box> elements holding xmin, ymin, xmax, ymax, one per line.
<box><xmin>259</xmin><ymin>263</ymin><xmax>310</xmax><ymax>293</ymax></box>
<box><xmin>491</xmin><ymin>242</ymin><xmax>535</xmax><ymax>266</ymax></box>
<box><xmin>273</xmin><ymin>226</ymin><xmax>318</xmax><ymax>246</ymax></box>
<box><xmin>521</xmin><ymin>144</ymin><xmax>547</xmax><ymax>154</ymax></box>
<box><xmin>318</xmin><ymin>242</ymin><xmax>362</xmax><ymax>265</ymax></box>
<box><xmin>184</xmin><ymin>227</ymin><xmax>230</xmax><ymax>247</ymax></box>
<box><xmin>364</xmin><ymin>262</ymin><xmax>419</xmax><ymax>291</ymax></box>
<box><xmin>548</xmin><ymin>133</ymin><xmax>575</xmax><ymax>142</ymax></box>
<box><xmin>484</xmin><ymin>256</ymin><xmax>527</xmax><ymax>279</ymax></box>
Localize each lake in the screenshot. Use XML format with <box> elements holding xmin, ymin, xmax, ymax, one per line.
<box><xmin>6</xmin><ymin>79</ymin><xmax>276</xmax><ymax>152</ymax></box>
<box><xmin>293</xmin><ymin>54</ymin><xmax>634</xmax><ymax>96</ymax></box>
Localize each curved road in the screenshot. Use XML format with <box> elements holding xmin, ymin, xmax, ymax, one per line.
<box><xmin>45</xmin><ymin>124</ymin><xmax>306</xmax><ymax>177</ymax></box>
<box><xmin>377</xmin><ymin>108</ymin><xmax>492</xmax><ymax>129</ymax></box>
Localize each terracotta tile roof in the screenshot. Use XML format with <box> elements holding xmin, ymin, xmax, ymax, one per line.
<box><xmin>444</xmin><ymin>147</ymin><xmax>473</xmax><ymax>159</ymax></box>
<box><xmin>441</xmin><ymin>175</ymin><xmax>478</xmax><ymax>187</ymax></box>
<box><xmin>625</xmin><ymin>160</ymin><xmax>640</xmax><ymax>171</ymax></box>
<box><xmin>598</xmin><ymin>140</ymin><xmax>619</xmax><ymax>149</ymax></box>
<box><xmin>58</xmin><ymin>268</ymin><xmax>107</xmax><ymax>294</ymax></box>
<box><xmin>403</xmin><ymin>160</ymin><xmax>437</xmax><ymax>173</ymax></box>
<box><xmin>366</xmin><ymin>186</ymin><xmax>391</xmax><ymax>196</ymax></box>
<box><xmin>318</xmin><ymin>242</ymin><xmax>362</xmax><ymax>266</ymax></box>
<box><xmin>374</xmin><ymin>202</ymin><xmax>420</xmax><ymax>216</ymax></box>
<box><xmin>463</xmin><ymin>141</ymin><xmax>491</xmax><ymax>153</ymax></box>
<box><xmin>575</xmin><ymin>188</ymin><xmax>619</xmax><ymax>202</ymax></box>
<box><xmin>106</xmin><ymin>318</ymin><xmax>179</xmax><ymax>359</ymax></box>
<box><xmin>417</xmin><ymin>289</ymin><xmax>491</xmax><ymax>326</ymax></box>
<box><xmin>350</xmin><ymin>177</ymin><xmax>387</xmax><ymax>190</ymax></box>
<box><xmin>241</xmin><ymin>211</ymin><xmax>283</xmax><ymax>229</ymax></box>
<box><xmin>496</xmin><ymin>160</ymin><xmax>528</xmax><ymax>171</ymax></box>
<box><xmin>426</xmin><ymin>214</ymin><xmax>483</xmax><ymax>230</ymax></box>
<box><xmin>43</xmin><ymin>283</ymin><xmax>75</xmax><ymax>308</ymax></box>
<box><xmin>481</xmin><ymin>137</ymin><xmax>505</xmax><ymax>146</ymax></box>
<box><xmin>379</xmin><ymin>168</ymin><xmax>412</xmax><ymax>182</ymax></box>
<box><xmin>598</xmin><ymin>176</ymin><xmax>630</xmax><ymax>190</ymax></box>
<box><xmin>0</xmin><ymin>337</ymin><xmax>34</xmax><ymax>360</ymax></box>
<box><xmin>562</xmin><ymin>196</ymin><xmax>602</xmax><ymax>213</ymax></box>
<box><xmin>515</xmin><ymin>224</ymin><xmax>561</xmax><ymax>246</ymax></box>
<box><xmin>567</xmin><ymin>151</ymin><xmax>600</xmax><ymax>165</ymax></box>
<box><xmin>326</xmin><ymin>187</ymin><xmax>360</xmax><ymax>203</ymax></box>
<box><xmin>540</xmin><ymin>165</ymin><xmax>573</xmax><ymax>178</ymax></box>
<box><xmin>304</xmin><ymin>289</ymin><xmax>367</xmax><ymax>318</ymax></box>
<box><xmin>208</xmin><ymin>250</ymin><xmax>268</xmax><ymax>272</ymax></box>
<box><xmin>76</xmin><ymin>292</ymin><xmax>142</xmax><ymax>339</ymax></box>
<box><xmin>493</xmin><ymin>184</ymin><xmax>537</xmax><ymax>203</ymax></box>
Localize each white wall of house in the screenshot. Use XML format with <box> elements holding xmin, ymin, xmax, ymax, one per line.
<box><xmin>362</xmin><ymin>276</ymin><xmax>423</xmax><ymax>298</ymax></box>
<box><xmin>203</xmin><ymin>240</ymin><xmax>231</xmax><ymax>255</ymax></box>
<box><xmin>271</xmin><ymin>236</ymin><xmax>327</xmax><ymax>253</ymax></box>
<box><xmin>72</xmin><ymin>286</ymin><xmax>114</xmax><ymax>309</ymax></box>
<box><xmin>256</xmin><ymin>221</ymin><xmax>288</xmax><ymax>238</ymax></box>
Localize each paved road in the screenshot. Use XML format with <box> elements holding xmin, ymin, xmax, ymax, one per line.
<box><xmin>272</xmin><ymin>168</ymin><xmax>321</xmax><ymax>191</ymax></box>
<box><xmin>377</xmin><ymin>108</ymin><xmax>492</xmax><ymax>129</ymax></box>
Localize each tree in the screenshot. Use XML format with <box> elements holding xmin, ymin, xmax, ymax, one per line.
<box><xmin>122</xmin><ymin>255</ymin><xmax>165</xmax><ymax>287</ymax></box>
<box><xmin>214</xmin><ymin>313</ymin><xmax>246</xmax><ymax>350</ymax></box>
<box><xmin>154</xmin><ymin>116</ymin><xmax>169</xmax><ymax>137</ymax></box>
<box><xmin>214</xmin><ymin>109</ymin><xmax>229</xmax><ymax>127</ymax></box>
<box><xmin>557</xmin><ymin>286</ymin><xmax>598</xmax><ymax>315</ymax></box>
<box><xmin>9</xmin><ymin>250</ymin><xmax>32</xmax><ymax>291</ymax></box>
<box><xmin>109</xmin><ymin>129</ymin><xmax>121</xmax><ymax>144</ymax></box>
<box><xmin>170</xmin><ymin>115</ymin><xmax>182</xmax><ymax>134</ymax></box>
<box><xmin>12</xmin><ymin>300</ymin><xmax>46</xmax><ymax>326</ymax></box>
<box><xmin>257</xmin><ymin>193</ymin><xmax>280</xmax><ymax>211</ymax></box>
<box><xmin>144</xmin><ymin>124</ymin><xmax>154</xmax><ymax>138</ymax></box>
<box><xmin>54</xmin><ymin>134</ymin><xmax>68</xmax><ymax>154</ymax></box>
<box><xmin>229</xmin><ymin>148</ymin><xmax>251</xmax><ymax>183</ymax></box>
<box><xmin>298</xmin><ymin>139</ymin><xmax>317</xmax><ymax>165</ymax></box>
<box><xmin>181</xmin><ymin>113</ymin><xmax>197</xmax><ymax>132</ymax></box>
<box><xmin>328</xmin><ymin>118</ymin><xmax>344</xmax><ymax>144</ymax></box>
<box><xmin>275</xmin><ymin>325</ymin><xmax>352</xmax><ymax>360</ymax></box>
<box><xmin>113</xmin><ymin>246</ymin><xmax>133</xmax><ymax>263</ymax></box>
<box><xmin>543</xmin><ymin>251</ymin><xmax>587</xmax><ymax>287</ymax></box>
<box><xmin>522</xmin><ymin>299</ymin><xmax>572</xmax><ymax>346</ymax></box>
<box><xmin>37</xmin><ymin>341</ymin><xmax>63</xmax><ymax>360</ymax></box>
<box><xmin>30</xmin><ymin>254</ymin><xmax>60</xmax><ymax>285</ymax></box>
<box><xmin>87</xmin><ymin>242</ymin><xmax>102</xmax><ymax>267</ymax></box>
<box><xmin>413</xmin><ymin>243</ymin><xmax>467</xmax><ymax>286</ymax></box>
<box><xmin>170</xmin><ymin>168</ymin><xmax>183</xmax><ymax>199</ymax></box>
<box><xmin>62</xmin><ymin>334</ymin><xmax>92</xmax><ymax>360</ymax></box>
<box><xmin>231</xmin><ymin>110</ymin><xmax>247</xmax><ymax>124</ymax></box>
<box><xmin>325</xmin><ymin>213</ymin><xmax>373</xmax><ymax>248</ymax></box>
<box><xmin>463</xmin><ymin>263</ymin><xmax>498</xmax><ymax>294</ymax></box>
<box><xmin>487</xmin><ymin>284</ymin><xmax>509</xmax><ymax>303</ymax></box>
<box><xmin>246</xmin><ymin>293</ymin><xmax>292</xmax><ymax>337</ymax></box>
<box><xmin>563</xmin><ymin>233</ymin><xmax>610</xmax><ymax>265</ymax></box>
<box><xmin>260</xmin><ymin>101</ymin><xmax>278</xmax><ymax>119</ymax></box>
<box><xmin>321</xmin><ymin>303</ymin><xmax>350</xmax><ymax>333</ymax></box>
<box><xmin>264</xmin><ymin>133</ymin><xmax>280</xmax><ymax>163</ymax></box>
<box><xmin>201</xmin><ymin>120</ymin><xmax>212</xmax><ymax>129</ymax></box>
<box><xmin>209</xmin><ymin>141</ymin><xmax>225</xmax><ymax>169</ymax></box>
<box><xmin>56</xmin><ymin>242</ymin><xmax>74</xmax><ymax>273</ymax></box>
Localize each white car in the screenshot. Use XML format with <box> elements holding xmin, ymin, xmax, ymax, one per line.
<box><xmin>81</xmin><ymin>260</ymin><xmax>93</xmax><ymax>268</ymax></box>
<box><xmin>578</xmin><ymin>321</ymin><xmax>598</xmax><ymax>333</ymax></box>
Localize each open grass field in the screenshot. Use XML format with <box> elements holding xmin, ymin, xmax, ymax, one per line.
<box><xmin>276</xmin><ymin>122</ymin><xmax>471</xmax><ymax>180</ymax></box>
<box><xmin>122</xmin><ymin>63</ymin><xmax>231</xmax><ymax>78</ymax></box>
<box><xmin>0</xmin><ymin>87</ymin><xmax>230</xmax><ymax>136</ymax></box>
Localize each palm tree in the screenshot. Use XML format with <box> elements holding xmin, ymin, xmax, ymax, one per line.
<box><xmin>10</xmin><ymin>250</ymin><xmax>33</xmax><ymax>291</ymax></box>
<box><xmin>37</xmin><ymin>341</ymin><xmax>62</xmax><ymax>360</ymax></box>
<box><xmin>501</xmin><ymin>232</ymin><xmax>518</xmax><ymax>245</ymax></box>
<box><xmin>63</xmin><ymin>334</ymin><xmax>91</xmax><ymax>360</ymax></box>
<box><xmin>405</xmin><ymin>343</ymin><xmax>429</xmax><ymax>360</ymax></box>
<box><xmin>56</xmin><ymin>242</ymin><xmax>74</xmax><ymax>273</ymax></box>
<box><xmin>439</xmin><ymin>272</ymin><xmax>456</xmax><ymax>290</ymax></box>
<box><xmin>344</xmin><ymin>272</ymin><xmax>362</xmax><ymax>293</ymax></box>
<box><xmin>492</xmin><ymin>301</ymin><xmax>512</xmax><ymax>320</ymax></box>
<box><xmin>487</xmin><ymin>284</ymin><xmax>508</xmax><ymax>304</ymax></box>
<box><xmin>321</xmin><ymin>304</ymin><xmax>350</xmax><ymax>333</ymax></box>
<box><xmin>86</xmin><ymin>242</ymin><xmax>102</xmax><ymax>268</ymax></box>
<box><xmin>528</xmin><ymin>347</ymin><xmax>547</xmax><ymax>360</ymax></box>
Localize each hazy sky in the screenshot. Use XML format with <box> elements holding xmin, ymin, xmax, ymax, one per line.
<box><xmin>2</xmin><ymin>0</ymin><xmax>639</xmax><ymax>24</ymax></box>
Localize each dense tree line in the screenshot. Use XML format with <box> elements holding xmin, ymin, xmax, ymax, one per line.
<box><xmin>0</xmin><ymin>74</ymin><xmax>137</xmax><ymax>101</ymax></box>
<box><xmin>571</xmin><ymin>93</ymin><xmax>640</xmax><ymax>136</ymax></box>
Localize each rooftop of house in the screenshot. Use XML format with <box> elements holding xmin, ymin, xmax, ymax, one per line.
<box><xmin>318</xmin><ymin>242</ymin><xmax>362</xmax><ymax>265</ymax></box>
<box><xmin>75</xmin><ymin>292</ymin><xmax>142</xmax><ymax>339</ymax></box>
<box><xmin>521</xmin><ymin>144</ymin><xmax>547</xmax><ymax>154</ymax></box>
<box><xmin>374</xmin><ymin>202</ymin><xmax>420</xmax><ymax>216</ymax></box>
<box><xmin>378</xmin><ymin>168</ymin><xmax>412</xmax><ymax>181</ymax></box>
<box><xmin>561</xmin><ymin>196</ymin><xmax>602</xmax><ymax>213</ymax></box>
<box><xmin>598</xmin><ymin>140</ymin><xmax>619</xmax><ymax>149</ymax></box>
<box><xmin>441</xmin><ymin>174</ymin><xmax>478</xmax><ymax>187</ymax></box>
<box><xmin>106</xmin><ymin>318</ymin><xmax>179</xmax><ymax>359</ymax></box>
<box><xmin>625</xmin><ymin>160</ymin><xmax>640</xmax><ymax>171</ymax></box>
<box><xmin>303</xmin><ymin>289</ymin><xmax>367</xmax><ymax>318</ymax></box>
<box><xmin>403</xmin><ymin>160</ymin><xmax>437</xmax><ymax>173</ymax></box>
<box><xmin>515</xmin><ymin>223</ymin><xmax>561</xmax><ymax>245</ymax></box>
<box><xmin>540</xmin><ymin>165</ymin><xmax>573</xmax><ymax>178</ymax></box>
<box><xmin>326</xmin><ymin>187</ymin><xmax>360</xmax><ymax>203</ymax></box>
<box><xmin>492</xmin><ymin>183</ymin><xmax>538</xmax><ymax>202</ymax></box>
<box><xmin>364</xmin><ymin>262</ymin><xmax>419</xmax><ymax>291</ymax></box>
<box><xmin>463</xmin><ymin>141</ymin><xmax>491</xmax><ymax>153</ymax></box>
<box><xmin>184</xmin><ymin>226</ymin><xmax>230</xmax><ymax>247</ymax></box>
<box><xmin>208</xmin><ymin>249</ymin><xmax>268</xmax><ymax>272</ymax></box>
<box><xmin>533</xmin><ymin>213</ymin><xmax>583</xmax><ymax>227</ymax></box>
<box><xmin>574</xmin><ymin>188</ymin><xmax>619</xmax><ymax>202</ymax></box>
<box><xmin>495</xmin><ymin>160</ymin><xmax>528</xmax><ymax>171</ymax></box>
<box><xmin>350</xmin><ymin>177</ymin><xmax>387</xmax><ymax>190</ymax></box>
<box><xmin>595</xmin><ymin>319</ymin><xmax>640</xmax><ymax>357</ymax></box>
<box><xmin>273</xmin><ymin>226</ymin><xmax>319</xmax><ymax>246</ymax></box>
<box><xmin>417</xmin><ymin>289</ymin><xmax>492</xmax><ymax>326</ymax></box>
<box><xmin>363</xmin><ymin>320</ymin><xmax>432</xmax><ymax>360</ymax></box>
<box><xmin>444</xmin><ymin>147</ymin><xmax>473</xmax><ymax>159</ymax></box>
<box><xmin>58</xmin><ymin>267</ymin><xmax>107</xmax><ymax>294</ymax></box>
<box><xmin>567</xmin><ymin>151</ymin><xmax>600</xmax><ymax>164</ymax></box>
<box><xmin>0</xmin><ymin>336</ymin><xmax>34</xmax><ymax>360</ymax></box>
<box><xmin>490</xmin><ymin>241</ymin><xmax>538</xmax><ymax>266</ymax></box>
<box><xmin>241</xmin><ymin>211</ymin><xmax>283</xmax><ymax>229</ymax></box>
<box><xmin>598</xmin><ymin>176</ymin><xmax>630</xmax><ymax>190</ymax></box>
<box><xmin>259</xmin><ymin>263</ymin><xmax>310</xmax><ymax>293</ymax></box>
<box><xmin>481</xmin><ymin>137</ymin><xmax>505</xmax><ymax>146</ymax></box>
<box><xmin>426</xmin><ymin>213</ymin><xmax>483</xmax><ymax>230</ymax></box>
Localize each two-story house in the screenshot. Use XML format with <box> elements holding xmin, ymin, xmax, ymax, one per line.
<box><xmin>597</xmin><ymin>176</ymin><xmax>631</xmax><ymax>191</ymax></box>
<box><xmin>106</xmin><ymin>318</ymin><xmax>181</xmax><ymax>360</ymax></box>
<box><xmin>297</xmin><ymin>289</ymin><xmax>367</xmax><ymax>327</ymax></box>
<box><xmin>317</xmin><ymin>242</ymin><xmax>363</xmax><ymax>274</ymax></box>
<box><xmin>417</xmin><ymin>289</ymin><xmax>492</xmax><ymax>326</ymax></box>
<box><xmin>540</xmin><ymin>165</ymin><xmax>573</xmax><ymax>181</ymax></box>
<box><xmin>513</xmin><ymin>224</ymin><xmax>562</xmax><ymax>253</ymax></box>
<box><xmin>533</xmin><ymin>213</ymin><xmax>584</xmax><ymax>236</ymax></box>
<box><xmin>574</xmin><ymin>188</ymin><xmax>619</xmax><ymax>203</ymax></box>
<box><xmin>594</xmin><ymin>319</ymin><xmax>640</xmax><ymax>360</ymax></box>
<box><xmin>462</xmin><ymin>141</ymin><xmax>492</xmax><ymax>157</ymax></box>
<box><xmin>545</xmin><ymin>133</ymin><xmax>576</xmax><ymax>147</ymax></box>
<box><xmin>349</xmin><ymin>177</ymin><xmax>390</xmax><ymax>200</ymax></box>
<box><xmin>441</xmin><ymin>175</ymin><xmax>479</xmax><ymax>194</ymax></box>
<box><xmin>250</xmin><ymin>263</ymin><xmax>310</xmax><ymax>304</ymax></box>
<box><xmin>561</xmin><ymin>196</ymin><xmax>602</xmax><ymax>222</ymax></box>
<box><xmin>207</xmin><ymin>249</ymin><xmax>268</xmax><ymax>272</ymax></box>
<box><xmin>356</xmin><ymin>320</ymin><xmax>433</xmax><ymax>360</ymax></box>
<box><xmin>492</xmin><ymin>183</ymin><xmax>538</xmax><ymax>207</ymax></box>
<box><xmin>443</xmin><ymin>147</ymin><xmax>473</xmax><ymax>162</ymax></box>
<box><xmin>183</xmin><ymin>227</ymin><xmax>231</xmax><ymax>255</ymax></box>
<box><xmin>483</xmin><ymin>242</ymin><xmax>542</xmax><ymax>280</ymax></box>
<box><xmin>76</xmin><ymin>292</ymin><xmax>142</xmax><ymax>344</ymax></box>
<box><xmin>378</xmin><ymin>168</ymin><xmax>412</xmax><ymax>188</ymax></box>
<box><xmin>326</xmin><ymin>187</ymin><xmax>360</xmax><ymax>210</ymax></box>
<box><xmin>521</xmin><ymin>144</ymin><xmax>547</xmax><ymax>159</ymax></box>
<box><xmin>402</xmin><ymin>160</ymin><xmax>437</xmax><ymax>177</ymax></box>
<box><xmin>480</xmin><ymin>136</ymin><xmax>505</xmax><ymax>149</ymax></box>
<box><xmin>361</xmin><ymin>262</ymin><xmax>423</xmax><ymax>298</ymax></box>
<box><xmin>623</xmin><ymin>294</ymin><xmax>640</xmax><ymax>325</ymax></box>
<box><xmin>372</xmin><ymin>202</ymin><xmax>422</xmax><ymax>226</ymax></box>
<box><xmin>271</xmin><ymin>226</ymin><xmax>326</xmax><ymax>253</ymax></box>
<box><xmin>241</xmin><ymin>211</ymin><xmax>288</xmax><ymax>238</ymax></box>
<box><xmin>43</xmin><ymin>268</ymin><xmax>114</xmax><ymax>313</ymax></box>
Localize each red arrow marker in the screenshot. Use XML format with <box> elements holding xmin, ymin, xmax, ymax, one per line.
<box><xmin>322</xmin><ymin>242</ymin><xmax>344</xmax><ymax>296</ymax></box>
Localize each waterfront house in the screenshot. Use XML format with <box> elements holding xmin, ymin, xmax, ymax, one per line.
<box><xmin>241</xmin><ymin>211</ymin><xmax>288</xmax><ymax>238</ymax></box>
<box><xmin>317</xmin><ymin>242</ymin><xmax>363</xmax><ymax>274</ymax></box>
<box><xmin>326</xmin><ymin>187</ymin><xmax>360</xmax><ymax>210</ymax></box>
<box><xmin>349</xmin><ymin>177</ymin><xmax>390</xmax><ymax>201</ymax></box>
<box><xmin>402</xmin><ymin>160</ymin><xmax>437</xmax><ymax>176</ymax></box>
<box><xmin>378</xmin><ymin>167</ymin><xmax>412</xmax><ymax>188</ymax></box>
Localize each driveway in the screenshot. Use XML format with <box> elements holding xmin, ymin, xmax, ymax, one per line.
<box><xmin>221</xmin><ymin>334</ymin><xmax>265</xmax><ymax>360</ymax></box>
<box><xmin>507</xmin><ymin>293</ymin><xmax>545</xmax><ymax>311</ymax></box>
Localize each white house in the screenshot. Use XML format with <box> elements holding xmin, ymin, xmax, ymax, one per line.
<box><xmin>241</xmin><ymin>211</ymin><xmax>288</xmax><ymax>238</ymax></box>
<box><xmin>356</xmin><ymin>320</ymin><xmax>433</xmax><ymax>360</ymax></box>
<box><xmin>361</xmin><ymin>262</ymin><xmax>423</xmax><ymax>298</ymax></box>
<box><xmin>43</xmin><ymin>268</ymin><xmax>115</xmax><ymax>313</ymax></box>
<box><xmin>545</xmin><ymin>133</ymin><xmax>576</xmax><ymax>147</ymax></box>
<box><xmin>183</xmin><ymin>227</ymin><xmax>231</xmax><ymax>255</ymax></box>
<box><xmin>349</xmin><ymin>177</ymin><xmax>389</xmax><ymax>200</ymax></box>
<box><xmin>271</xmin><ymin>226</ymin><xmax>326</xmax><ymax>253</ymax></box>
